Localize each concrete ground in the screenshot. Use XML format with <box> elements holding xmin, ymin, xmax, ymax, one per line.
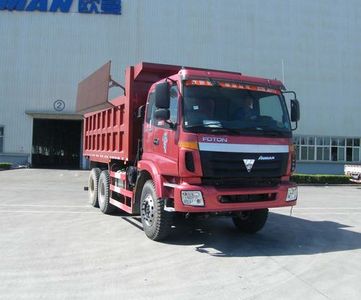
<box><xmin>0</xmin><ymin>169</ymin><xmax>360</xmax><ymax>300</ymax></box>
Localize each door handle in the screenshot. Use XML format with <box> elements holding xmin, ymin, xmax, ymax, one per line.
<box><xmin>153</xmin><ymin>138</ymin><xmax>159</xmax><ymax>145</ymax></box>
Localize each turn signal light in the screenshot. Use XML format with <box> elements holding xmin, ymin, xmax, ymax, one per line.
<box><xmin>290</xmin><ymin>144</ymin><xmax>297</xmax><ymax>173</ymax></box>
<box><xmin>178</xmin><ymin>141</ymin><xmax>198</xmax><ymax>150</ymax></box>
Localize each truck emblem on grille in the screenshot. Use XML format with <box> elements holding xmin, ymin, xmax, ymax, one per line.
<box><xmin>243</xmin><ymin>159</ymin><xmax>255</xmax><ymax>172</ymax></box>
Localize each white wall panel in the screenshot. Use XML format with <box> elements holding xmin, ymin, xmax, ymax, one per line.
<box><xmin>0</xmin><ymin>0</ymin><xmax>360</xmax><ymax>159</ymax></box>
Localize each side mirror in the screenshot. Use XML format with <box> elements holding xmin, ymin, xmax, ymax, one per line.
<box><xmin>154</xmin><ymin>108</ymin><xmax>170</xmax><ymax>120</ymax></box>
<box><xmin>155</xmin><ymin>82</ymin><xmax>170</xmax><ymax>109</ymax></box>
<box><xmin>291</xmin><ymin>99</ymin><xmax>300</xmax><ymax>122</ymax></box>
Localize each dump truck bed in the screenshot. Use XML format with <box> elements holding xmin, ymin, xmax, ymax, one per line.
<box><xmin>79</xmin><ymin>62</ymin><xmax>181</xmax><ymax>163</ymax></box>
<box><xmin>83</xmin><ymin>100</ymin><xmax>130</xmax><ymax>162</ymax></box>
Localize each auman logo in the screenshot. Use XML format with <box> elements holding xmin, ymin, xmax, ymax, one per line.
<box><xmin>258</xmin><ymin>155</ymin><xmax>275</xmax><ymax>161</ymax></box>
<box><xmin>0</xmin><ymin>0</ymin><xmax>121</xmax><ymax>14</ymax></box>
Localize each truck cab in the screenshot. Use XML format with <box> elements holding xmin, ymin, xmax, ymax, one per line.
<box><xmin>140</xmin><ymin>67</ymin><xmax>299</xmax><ymax>209</ymax></box>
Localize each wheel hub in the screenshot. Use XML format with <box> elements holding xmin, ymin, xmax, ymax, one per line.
<box><xmin>142</xmin><ymin>194</ymin><xmax>155</xmax><ymax>227</ymax></box>
<box><xmin>98</xmin><ymin>180</ymin><xmax>105</xmax><ymax>208</ymax></box>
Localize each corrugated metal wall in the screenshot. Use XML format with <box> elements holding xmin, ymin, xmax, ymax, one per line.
<box><xmin>0</xmin><ymin>0</ymin><xmax>360</xmax><ymax>161</ymax></box>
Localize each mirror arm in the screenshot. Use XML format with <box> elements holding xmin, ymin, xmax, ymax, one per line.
<box><xmin>282</xmin><ymin>90</ymin><xmax>297</xmax><ymax>98</ymax></box>
<box><xmin>166</xmin><ymin>77</ymin><xmax>176</xmax><ymax>84</ymax></box>
<box><xmin>166</xmin><ymin>77</ymin><xmax>184</xmax><ymax>101</ymax></box>
<box><xmin>165</xmin><ymin>120</ymin><xmax>176</xmax><ymax>129</ymax></box>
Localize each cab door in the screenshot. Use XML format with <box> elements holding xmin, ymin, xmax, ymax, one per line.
<box><xmin>151</xmin><ymin>85</ymin><xmax>180</xmax><ymax>176</ymax></box>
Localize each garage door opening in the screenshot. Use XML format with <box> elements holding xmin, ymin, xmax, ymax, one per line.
<box><xmin>32</xmin><ymin>119</ymin><xmax>82</xmax><ymax>169</ymax></box>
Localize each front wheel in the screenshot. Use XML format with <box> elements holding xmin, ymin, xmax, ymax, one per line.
<box><xmin>232</xmin><ymin>209</ymin><xmax>269</xmax><ymax>233</ymax></box>
<box><xmin>140</xmin><ymin>180</ymin><xmax>172</xmax><ymax>241</ymax></box>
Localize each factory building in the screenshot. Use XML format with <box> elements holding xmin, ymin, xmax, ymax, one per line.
<box><xmin>0</xmin><ymin>0</ymin><xmax>360</xmax><ymax>173</ymax></box>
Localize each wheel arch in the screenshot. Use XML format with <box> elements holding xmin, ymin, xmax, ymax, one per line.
<box><xmin>134</xmin><ymin>160</ymin><xmax>165</xmax><ymax>214</ymax></box>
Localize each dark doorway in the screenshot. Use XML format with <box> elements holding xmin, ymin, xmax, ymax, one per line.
<box><xmin>32</xmin><ymin>119</ymin><xmax>82</xmax><ymax>169</ymax></box>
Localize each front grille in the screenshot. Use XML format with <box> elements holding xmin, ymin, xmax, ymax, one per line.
<box><xmin>219</xmin><ymin>193</ymin><xmax>276</xmax><ymax>203</ymax></box>
<box><xmin>200</xmin><ymin>151</ymin><xmax>288</xmax><ymax>178</ymax></box>
<box><xmin>202</xmin><ymin>177</ymin><xmax>281</xmax><ymax>188</ymax></box>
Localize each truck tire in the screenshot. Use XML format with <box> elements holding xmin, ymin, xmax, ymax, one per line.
<box><xmin>232</xmin><ymin>209</ymin><xmax>269</xmax><ymax>234</ymax></box>
<box><xmin>98</xmin><ymin>170</ymin><xmax>116</xmax><ymax>214</ymax></box>
<box><xmin>140</xmin><ymin>180</ymin><xmax>172</xmax><ymax>241</ymax></box>
<box><xmin>88</xmin><ymin>168</ymin><xmax>101</xmax><ymax>207</ymax></box>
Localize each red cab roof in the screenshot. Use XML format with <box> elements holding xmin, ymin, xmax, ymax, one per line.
<box><xmin>133</xmin><ymin>62</ymin><xmax>285</xmax><ymax>90</ymax></box>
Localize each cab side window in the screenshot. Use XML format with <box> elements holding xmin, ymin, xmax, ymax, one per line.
<box><xmin>145</xmin><ymin>92</ymin><xmax>156</xmax><ymax>125</ymax></box>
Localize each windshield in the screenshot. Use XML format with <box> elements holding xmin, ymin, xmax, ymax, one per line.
<box><xmin>183</xmin><ymin>84</ymin><xmax>291</xmax><ymax>137</ymax></box>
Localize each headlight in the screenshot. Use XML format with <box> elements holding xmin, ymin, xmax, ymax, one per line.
<box><xmin>181</xmin><ymin>191</ymin><xmax>204</xmax><ymax>206</ymax></box>
<box><xmin>286</xmin><ymin>187</ymin><xmax>298</xmax><ymax>201</ymax></box>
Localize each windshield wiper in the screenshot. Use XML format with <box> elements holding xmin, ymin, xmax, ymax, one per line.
<box><xmin>185</xmin><ymin>122</ymin><xmax>225</xmax><ymax>134</ymax></box>
<box><xmin>185</xmin><ymin>121</ymin><xmax>222</xmax><ymax>128</ymax></box>
<box><xmin>184</xmin><ymin>124</ymin><xmax>209</xmax><ymax>133</ymax></box>
<box><xmin>208</xmin><ymin>127</ymin><xmax>241</xmax><ymax>135</ymax></box>
<box><xmin>240</xmin><ymin>126</ymin><xmax>287</xmax><ymax>136</ymax></box>
<box><xmin>185</xmin><ymin>123</ymin><xmax>288</xmax><ymax>136</ymax></box>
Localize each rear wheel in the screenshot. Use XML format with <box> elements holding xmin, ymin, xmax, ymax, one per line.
<box><xmin>98</xmin><ymin>170</ymin><xmax>116</xmax><ymax>214</ymax></box>
<box><xmin>140</xmin><ymin>180</ymin><xmax>172</xmax><ymax>241</ymax></box>
<box><xmin>88</xmin><ymin>168</ymin><xmax>101</xmax><ymax>207</ymax></box>
<box><xmin>232</xmin><ymin>209</ymin><xmax>269</xmax><ymax>233</ymax></box>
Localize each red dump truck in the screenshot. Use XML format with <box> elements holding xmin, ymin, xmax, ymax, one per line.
<box><xmin>77</xmin><ymin>61</ymin><xmax>300</xmax><ymax>241</ymax></box>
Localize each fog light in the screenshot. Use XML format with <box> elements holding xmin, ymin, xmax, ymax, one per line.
<box><xmin>181</xmin><ymin>191</ymin><xmax>204</xmax><ymax>206</ymax></box>
<box><xmin>286</xmin><ymin>187</ymin><xmax>298</xmax><ymax>201</ymax></box>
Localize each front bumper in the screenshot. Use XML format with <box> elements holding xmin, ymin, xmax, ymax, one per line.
<box><xmin>169</xmin><ymin>181</ymin><xmax>297</xmax><ymax>213</ymax></box>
